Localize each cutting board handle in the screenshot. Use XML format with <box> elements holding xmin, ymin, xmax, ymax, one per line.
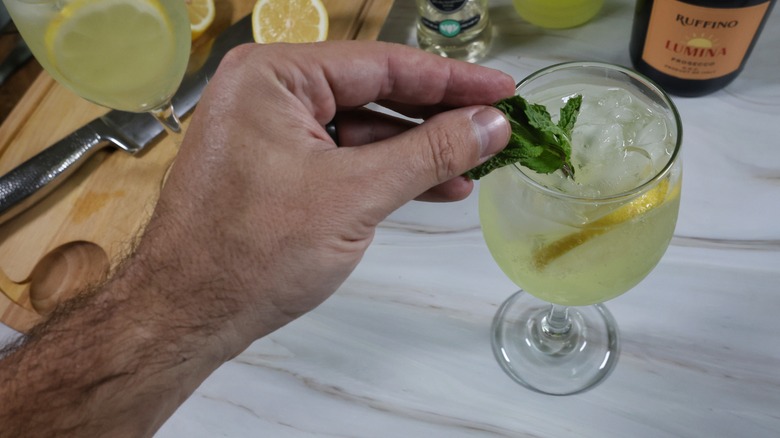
<box><xmin>29</xmin><ymin>241</ymin><xmax>109</xmax><ymax>315</ymax></box>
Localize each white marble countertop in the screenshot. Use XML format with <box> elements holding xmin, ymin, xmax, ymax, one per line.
<box><xmin>3</xmin><ymin>0</ymin><xmax>780</xmax><ymax>436</ymax></box>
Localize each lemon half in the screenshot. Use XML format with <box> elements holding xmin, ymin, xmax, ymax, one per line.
<box><xmin>251</xmin><ymin>0</ymin><xmax>329</xmax><ymax>43</ymax></box>
<box><xmin>186</xmin><ymin>0</ymin><xmax>215</xmax><ymax>40</ymax></box>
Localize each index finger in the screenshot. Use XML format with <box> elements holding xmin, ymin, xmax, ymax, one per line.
<box><xmin>325</xmin><ymin>41</ymin><xmax>516</xmax><ymax>106</ymax></box>
<box><xmin>253</xmin><ymin>41</ymin><xmax>516</xmax><ymax>123</ymax></box>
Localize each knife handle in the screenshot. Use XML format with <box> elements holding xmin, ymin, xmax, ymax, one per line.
<box><xmin>0</xmin><ymin>123</ymin><xmax>109</xmax><ymax>226</ymax></box>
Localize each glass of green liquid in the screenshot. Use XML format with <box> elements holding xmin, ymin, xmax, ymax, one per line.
<box><xmin>3</xmin><ymin>0</ymin><xmax>191</xmax><ymax>132</ymax></box>
<box><xmin>512</xmin><ymin>0</ymin><xmax>603</xmax><ymax>29</ymax></box>
<box><xmin>479</xmin><ymin>62</ymin><xmax>683</xmax><ymax>395</ymax></box>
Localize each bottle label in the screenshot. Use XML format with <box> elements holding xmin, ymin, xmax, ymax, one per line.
<box><xmin>429</xmin><ymin>0</ymin><xmax>467</xmax><ymax>13</ymax></box>
<box><xmin>642</xmin><ymin>0</ymin><xmax>770</xmax><ymax>80</ymax></box>
<box><xmin>421</xmin><ymin>15</ymin><xmax>482</xmax><ymax>37</ymax></box>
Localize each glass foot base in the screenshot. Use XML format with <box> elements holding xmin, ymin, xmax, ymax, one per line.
<box><xmin>491</xmin><ymin>290</ymin><xmax>619</xmax><ymax>395</ymax></box>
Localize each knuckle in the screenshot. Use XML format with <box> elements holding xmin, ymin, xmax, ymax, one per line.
<box><xmin>220</xmin><ymin>43</ymin><xmax>256</xmax><ymax>68</ymax></box>
<box><xmin>424</xmin><ymin>124</ymin><xmax>462</xmax><ymax>182</ymax></box>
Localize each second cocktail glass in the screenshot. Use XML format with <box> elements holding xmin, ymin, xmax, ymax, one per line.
<box><xmin>479</xmin><ymin>62</ymin><xmax>683</xmax><ymax>395</ymax></box>
<box><xmin>3</xmin><ymin>0</ymin><xmax>191</xmax><ymax>132</ymax></box>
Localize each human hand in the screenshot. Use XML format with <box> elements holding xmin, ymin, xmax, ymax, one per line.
<box><xmin>131</xmin><ymin>41</ymin><xmax>514</xmax><ymax>356</ymax></box>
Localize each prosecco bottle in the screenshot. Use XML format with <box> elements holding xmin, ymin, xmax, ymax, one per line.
<box><xmin>629</xmin><ymin>0</ymin><xmax>777</xmax><ymax>96</ymax></box>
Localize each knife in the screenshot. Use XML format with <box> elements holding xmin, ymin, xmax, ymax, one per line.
<box><xmin>0</xmin><ymin>14</ymin><xmax>253</xmax><ymax>226</ymax></box>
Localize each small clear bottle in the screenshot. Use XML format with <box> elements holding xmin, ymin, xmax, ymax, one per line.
<box><xmin>416</xmin><ymin>0</ymin><xmax>492</xmax><ymax>63</ymax></box>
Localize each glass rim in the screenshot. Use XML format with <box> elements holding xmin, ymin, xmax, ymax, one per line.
<box><xmin>510</xmin><ymin>61</ymin><xmax>683</xmax><ymax>203</ymax></box>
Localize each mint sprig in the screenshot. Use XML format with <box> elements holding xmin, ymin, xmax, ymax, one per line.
<box><xmin>465</xmin><ymin>94</ymin><xmax>582</xmax><ymax>180</ymax></box>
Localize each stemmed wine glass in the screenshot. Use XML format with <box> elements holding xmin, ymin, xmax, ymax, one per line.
<box><xmin>3</xmin><ymin>0</ymin><xmax>191</xmax><ymax>132</ymax></box>
<box><xmin>479</xmin><ymin>62</ymin><xmax>683</xmax><ymax>395</ymax></box>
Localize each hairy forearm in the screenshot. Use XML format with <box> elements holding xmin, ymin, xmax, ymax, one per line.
<box><xmin>0</xmin><ymin>160</ymin><xmax>308</xmax><ymax>436</ymax></box>
<box><xmin>0</xmin><ymin>238</ymin><xmax>240</xmax><ymax>437</ymax></box>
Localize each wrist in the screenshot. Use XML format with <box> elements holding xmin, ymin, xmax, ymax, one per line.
<box><xmin>121</xmin><ymin>212</ymin><xmax>294</xmax><ymax>361</ymax></box>
<box><xmin>115</xmin><ymin>245</ymin><xmax>243</xmax><ymax>364</ymax></box>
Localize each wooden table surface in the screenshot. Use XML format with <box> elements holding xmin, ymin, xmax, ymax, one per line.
<box><xmin>0</xmin><ymin>0</ymin><xmax>395</xmax><ymax>332</ymax></box>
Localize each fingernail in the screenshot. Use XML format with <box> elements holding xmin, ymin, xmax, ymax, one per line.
<box><xmin>472</xmin><ymin>107</ymin><xmax>509</xmax><ymax>159</ymax></box>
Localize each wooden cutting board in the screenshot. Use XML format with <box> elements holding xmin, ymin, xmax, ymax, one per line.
<box><xmin>0</xmin><ymin>0</ymin><xmax>396</xmax><ymax>332</ymax></box>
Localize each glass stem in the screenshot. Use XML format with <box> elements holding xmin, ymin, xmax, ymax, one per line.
<box><xmin>150</xmin><ymin>102</ymin><xmax>182</xmax><ymax>134</ymax></box>
<box><xmin>542</xmin><ymin>304</ymin><xmax>572</xmax><ymax>336</ymax></box>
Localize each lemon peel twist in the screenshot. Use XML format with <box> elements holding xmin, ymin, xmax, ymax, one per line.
<box><xmin>532</xmin><ymin>178</ymin><xmax>680</xmax><ymax>270</ymax></box>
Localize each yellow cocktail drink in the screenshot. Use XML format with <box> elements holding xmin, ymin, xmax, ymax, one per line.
<box><xmin>512</xmin><ymin>0</ymin><xmax>603</xmax><ymax>29</ymax></box>
<box><xmin>480</xmin><ymin>84</ymin><xmax>682</xmax><ymax>306</ymax></box>
<box><xmin>4</xmin><ymin>0</ymin><xmax>190</xmax><ymax>113</ymax></box>
<box><xmin>483</xmin><ymin>62</ymin><xmax>683</xmax><ymax>395</ymax></box>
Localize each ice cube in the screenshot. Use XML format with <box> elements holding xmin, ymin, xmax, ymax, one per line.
<box><xmin>622</xmin><ymin>146</ymin><xmax>655</xmax><ymax>184</ymax></box>
<box><xmin>635</xmin><ymin>117</ymin><xmax>669</xmax><ymax>147</ymax></box>
<box><xmin>609</xmin><ymin>106</ymin><xmax>641</xmax><ymax>123</ymax></box>
<box><xmin>599</xmin><ymin>123</ymin><xmax>626</xmax><ymax>150</ymax></box>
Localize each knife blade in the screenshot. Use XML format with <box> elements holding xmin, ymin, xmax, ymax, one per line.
<box><xmin>0</xmin><ymin>14</ymin><xmax>253</xmax><ymax>226</ymax></box>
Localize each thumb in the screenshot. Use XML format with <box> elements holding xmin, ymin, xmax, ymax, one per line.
<box><xmin>355</xmin><ymin>105</ymin><xmax>509</xmax><ymax>215</ymax></box>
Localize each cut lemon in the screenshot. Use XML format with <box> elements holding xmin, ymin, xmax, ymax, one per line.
<box><xmin>251</xmin><ymin>0</ymin><xmax>329</xmax><ymax>44</ymax></box>
<box><xmin>186</xmin><ymin>0</ymin><xmax>215</xmax><ymax>40</ymax></box>
<box><xmin>533</xmin><ymin>179</ymin><xmax>680</xmax><ymax>270</ymax></box>
<box><xmin>44</xmin><ymin>0</ymin><xmax>188</xmax><ymax>112</ymax></box>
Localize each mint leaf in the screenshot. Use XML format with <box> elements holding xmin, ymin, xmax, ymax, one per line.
<box><xmin>464</xmin><ymin>95</ymin><xmax>582</xmax><ymax>180</ymax></box>
<box><xmin>558</xmin><ymin>94</ymin><xmax>582</xmax><ymax>134</ymax></box>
